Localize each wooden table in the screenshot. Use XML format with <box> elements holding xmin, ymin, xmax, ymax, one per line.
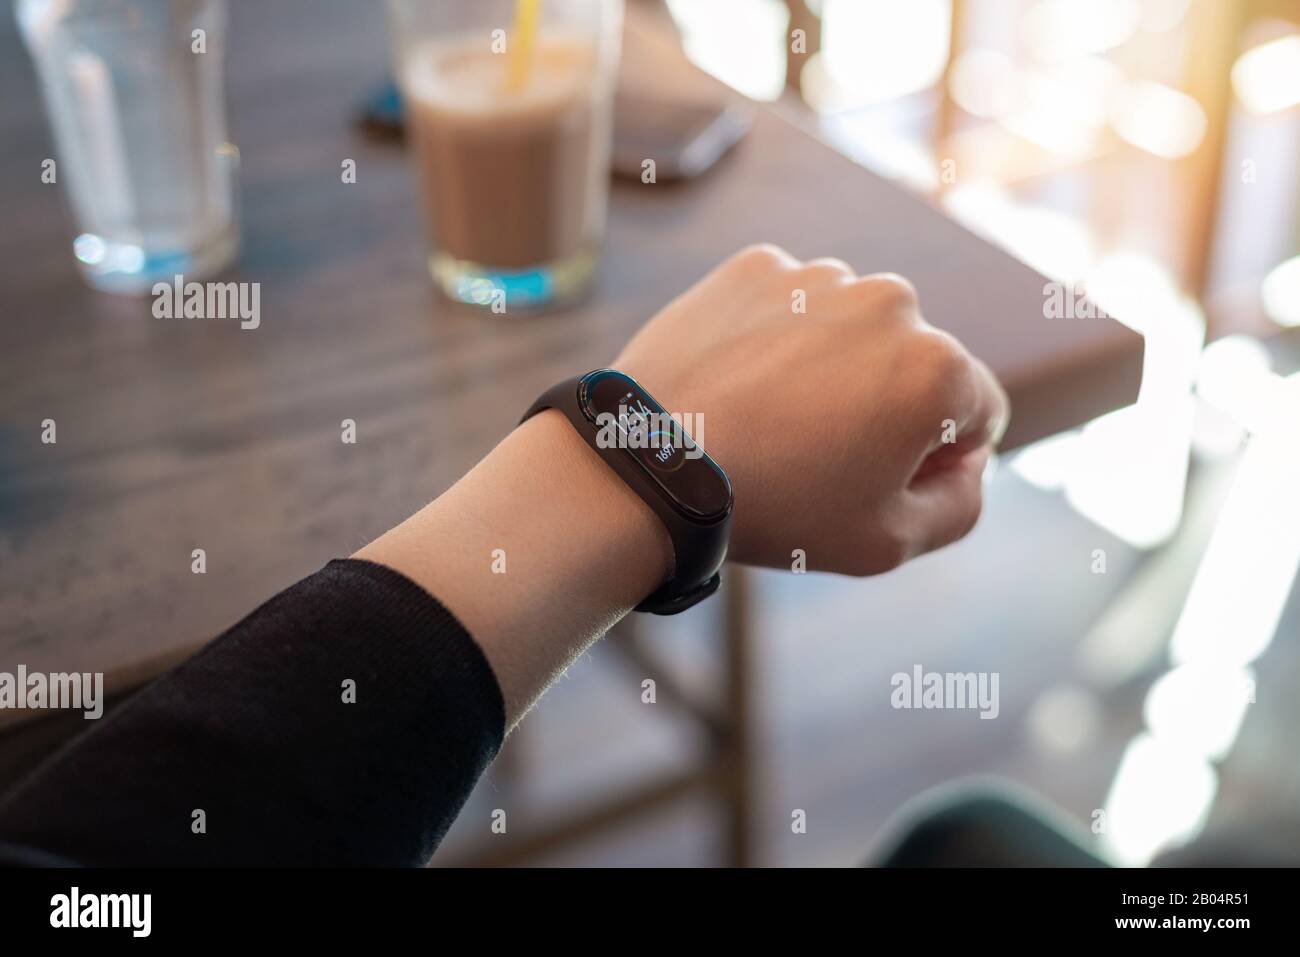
<box><xmin>0</xmin><ymin>1</ymin><xmax>1142</xmax><ymax>863</ymax></box>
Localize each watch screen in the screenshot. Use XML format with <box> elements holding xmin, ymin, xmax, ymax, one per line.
<box><xmin>579</xmin><ymin>370</ymin><xmax>732</xmax><ymax>521</ymax></box>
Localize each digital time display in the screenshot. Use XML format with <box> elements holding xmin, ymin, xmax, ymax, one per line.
<box><xmin>579</xmin><ymin>370</ymin><xmax>731</xmax><ymax>522</ymax></box>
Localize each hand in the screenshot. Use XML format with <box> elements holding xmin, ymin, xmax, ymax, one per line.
<box><xmin>360</xmin><ymin>244</ymin><xmax>1010</xmax><ymax>723</ymax></box>
<box><xmin>615</xmin><ymin>244</ymin><xmax>1010</xmax><ymax>575</ymax></box>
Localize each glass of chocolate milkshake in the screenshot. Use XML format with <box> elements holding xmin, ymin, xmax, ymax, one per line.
<box><xmin>387</xmin><ymin>0</ymin><xmax>623</xmax><ymax>311</ymax></box>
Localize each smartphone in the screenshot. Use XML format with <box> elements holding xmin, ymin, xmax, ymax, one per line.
<box><xmin>612</xmin><ymin>94</ymin><xmax>751</xmax><ymax>181</ymax></box>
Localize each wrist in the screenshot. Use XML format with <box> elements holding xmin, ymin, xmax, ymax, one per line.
<box><xmin>503</xmin><ymin>408</ymin><xmax>676</xmax><ymax>601</ymax></box>
<box><xmin>356</xmin><ymin>408</ymin><xmax>673</xmax><ymax>724</ymax></box>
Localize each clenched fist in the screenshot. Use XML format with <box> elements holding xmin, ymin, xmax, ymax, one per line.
<box><xmin>615</xmin><ymin>243</ymin><xmax>1010</xmax><ymax>575</ymax></box>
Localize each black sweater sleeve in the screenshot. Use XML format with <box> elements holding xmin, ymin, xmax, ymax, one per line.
<box><xmin>0</xmin><ymin>559</ymin><xmax>505</xmax><ymax>866</ymax></box>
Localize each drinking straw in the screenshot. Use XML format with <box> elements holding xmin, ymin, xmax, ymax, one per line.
<box><xmin>506</xmin><ymin>0</ymin><xmax>541</xmax><ymax>91</ymax></box>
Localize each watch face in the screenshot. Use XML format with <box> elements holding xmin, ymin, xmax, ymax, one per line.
<box><xmin>579</xmin><ymin>370</ymin><xmax>732</xmax><ymax>522</ymax></box>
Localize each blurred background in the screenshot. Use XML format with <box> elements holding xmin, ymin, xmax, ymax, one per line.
<box><xmin>2</xmin><ymin>0</ymin><xmax>1299</xmax><ymax>868</ymax></box>
<box><xmin>673</xmin><ymin>0</ymin><xmax>1299</xmax><ymax>337</ymax></box>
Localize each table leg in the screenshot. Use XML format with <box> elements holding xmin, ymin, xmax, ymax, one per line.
<box><xmin>720</xmin><ymin>564</ymin><xmax>755</xmax><ymax>867</ymax></box>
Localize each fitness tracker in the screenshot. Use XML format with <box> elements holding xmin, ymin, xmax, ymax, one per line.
<box><xmin>522</xmin><ymin>369</ymin><xmax>733</xmax><ymax>615</ymax></box>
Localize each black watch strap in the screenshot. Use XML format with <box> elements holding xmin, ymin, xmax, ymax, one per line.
<box><xmin>521</xmin><ymin>372</ymin><xmax>732</xmax><ymax>615</ymax></box>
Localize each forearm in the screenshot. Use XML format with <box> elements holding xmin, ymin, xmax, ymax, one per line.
<box><xmin>355</xmin><ymin>408</ymin><xmax>674</xmax><ymax>726</ymax></box>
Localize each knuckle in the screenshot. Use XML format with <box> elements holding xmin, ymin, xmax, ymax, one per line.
<box><xmin>912</xmin><ymin>330</ymin><xmax>973</xmax><ymax>408</ymax></box>
<box><xmin>859</xmin><ymin>272</ymin><xmax>919</xmax><ymax>311</ymax></box>
<box><xmin>802</xmin><ymin>257</ymin><xmax>855</xmax><ymax>279</ymax></box>
<box><xmin>728</xmin><ymin>243</ymin><xmax>796</xmax><ymax>275</ymax></box>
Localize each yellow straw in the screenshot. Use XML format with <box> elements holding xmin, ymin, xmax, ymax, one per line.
<box><xmin>506</xmin><ymin>0</ymin><xmax>541</xmax><ymax>92</ymax></box>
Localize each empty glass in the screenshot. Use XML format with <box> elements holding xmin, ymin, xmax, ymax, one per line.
<box><xmin>17</xmin><ymin>0</ymin><xmax>239</xmax><ymax>294</ymax></box>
